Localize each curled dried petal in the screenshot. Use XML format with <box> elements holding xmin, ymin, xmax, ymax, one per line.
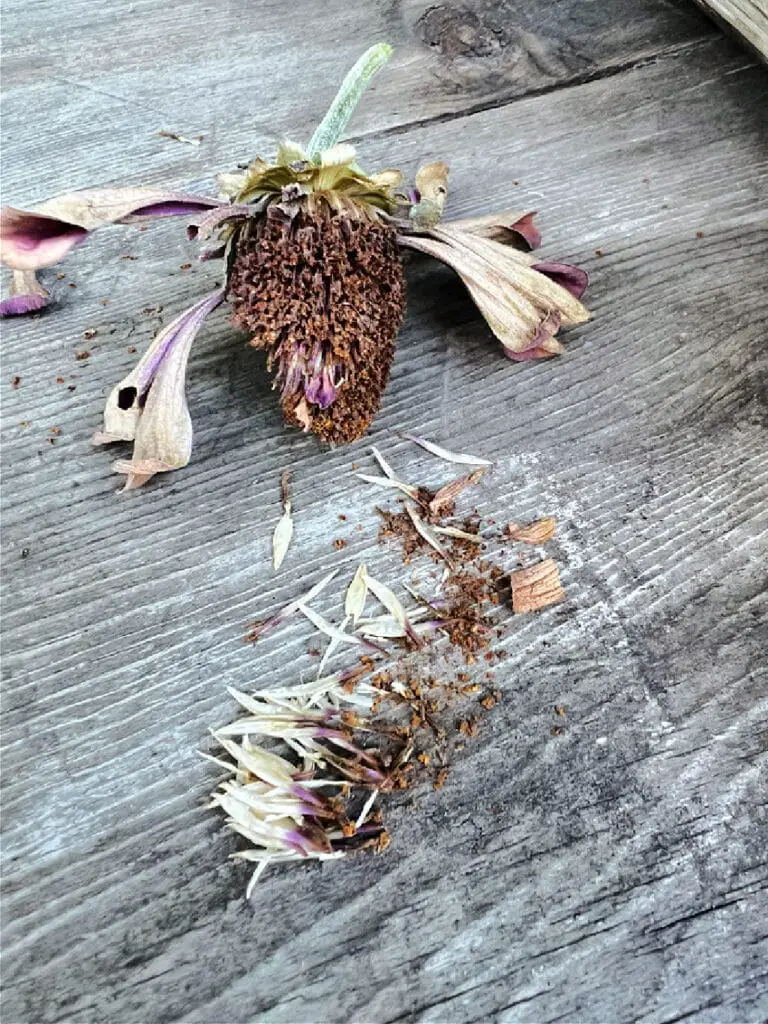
<box><xmin>1</xmin><ymin>188</ymin><xmax>221</xmax><ymax>271</ymax></box>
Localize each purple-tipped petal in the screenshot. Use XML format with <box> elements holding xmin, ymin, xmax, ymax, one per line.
<box><xmin>0</xmin><ymin>293</ymin><xmax>48</xmax><ymax>316</ymax></box>
<box><xmin>186</xmin><ymin>204</ymin><xmax>250</xmax><ymax>241</ymax></box>
<box><xmin>505</xmin><ymin>310</ymin><xmax>563</xmax><ymax>361</ymax></box>
<box><xmin>0</xmin><ymin>208</ymin><xmax>88</xmax><ymax>270</ymax></box>
<box><xmin>96</xmin><ymin>289</ymin><xmax>224</xmax><ymax>489</ymax></box>
<box><xmin>532</xmin><ymin>261</ymin><xmax>589</xmax><ymax>299</ymax></box>
<box><xmin>1</xmin><ymin>188</ymin><xmax>222</xmax><ymax>271</ymax></box>
<box><xmin>0</xmin><ymin>269</ymin><xmax>51</xmax><ymax>317</ymax></box>
<box><xmin>508</xmin><ymin>212</ymin><xmax>542</xmax><ymax>251</ymax></box>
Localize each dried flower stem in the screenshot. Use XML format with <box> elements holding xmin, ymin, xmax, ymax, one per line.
<box><xmin>307</xmin><ymin>43</ymin><xmax>393</xmax><ymax>159</ymax></box>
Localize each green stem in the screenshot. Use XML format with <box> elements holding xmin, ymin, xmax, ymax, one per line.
<box><xmin>307</xmin><ymin>43</ymin><xmax>392</xmax><ymax>160</ymax></box>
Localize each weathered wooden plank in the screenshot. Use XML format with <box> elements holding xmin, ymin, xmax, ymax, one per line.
<box><xmin>1</xmin><ymin>11</ymin><xmax>767</xmax><ymax>1024</ymax></box>
<box><xmin>0</xmin><ymin>0</ymin><xmax>715</xmax><ymax>201</ymax></box>
<box><xmin>694</xmin><ymin>0</ymin><xmax>768</xmax><ymax>60</ymax></box>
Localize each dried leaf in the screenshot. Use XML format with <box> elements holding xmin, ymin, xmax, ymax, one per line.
<box><xmin>429</xmin><ymin>469</ymin><xmax>485</xmax><ymax>516</ymax></box>
<box><xmin>356</xmin><ymin>473</ymin><xmax>418</xmax><ymax>499</ymax></box>
<box><xmin>506</xmin><ymin>517</ymin><xmax>556</xmax><ymax>544</ymax></box>
<box><xmin>405</xmin><ymin>503</ymin><xmax>452</xmax><ymax>566</ymax></box>
<box><xmin>345</xmin><ymin>565</ymin><xmax>368</xmax><ymax>624</ymax></box>
<box><xmin>511</xmin><ymin>558</ymin><xmax>564</xmax><ymax>613</ymax></box>
<box><xmin>402</xmin><ymin>434</ymin><xmax>492</xmax><ymax>467</ymax></box>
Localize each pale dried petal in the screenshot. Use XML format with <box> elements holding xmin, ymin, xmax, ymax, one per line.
<box><xmin>399</xmin><ymin>226</ymin><xmax>589</xmax><ymax>359</ymax></box>
<box><xmin>357</xmin><ymin>615</ymin><xmax>407</xmax><ymax>639</ymax></box>
<box><xmin>1</xmin><ymin>188</ymin><xmax>220</xmax><ymax>270</ymax></box>
<box><xmin>356</xmin><ymin>473</ymin><xmax>419</xmax><ymax>500</ymax></box>
<box><xmin>156</xmin><ymin>130</ymin><xmax>202</xmax><ymax>146</ymax></box>
<box><xmin>272</xmin><ymin>505</ymin><xmax>294</xmax><ymax>570</ymax></box>
<box><xmin>355</xmin><ymin>789</ymin><xmax>378</xmax><ymax>829</ymax></box>
<box><xmin>95</xmin><ymin>289</ymin><xmax>224</xmax><ymax>445</ymax></box>
<box><xmin>344</xmin><ymin>565</ymin><xmax>368</xmax><ymax>624</ymax></box>
<box><xmin>246</xmin><ymin>568</ymin><xmax>339</xmax><ymax>640</ymax></box>
<box><xmin>363</xmin><ymin>568</ymin><xmax>423</xmax><ymax>646</ymax></box>
<box><xmin>405</xmin><ymin>503</ymin><xmax>452</xmax><ymax>565</ymax></box>
<box><xmin>371</xmin><ymin>445</ymin><xmax>397</xmax><ymax>480</ymax></box>
<box><xmin>402</xmin><ymin>434</ymin><xmax>492</xmax><ymax>467</ymax></box>
<box><xmin>187</xmin><ymin>204</ymin><xmax>250</xmax><ymax>241</ymax></box>
<box><xmin>317</xmin><ymin>614</ymin><xmax>350</xmax><ymax>677</ymax></box>
<box><xmin>297</xmin><ymin>603</ymin><xmax>365</xmax><ymax>647</ymax></box>
<box><xmin>506</xmin><ymin>517</ymin><xmax>556</xmax><ymax>544</ymax></box>
<box><xmin>431</xmin><ymin>525</ymin><xmax>482</xmax><ymax>542</ymax></box>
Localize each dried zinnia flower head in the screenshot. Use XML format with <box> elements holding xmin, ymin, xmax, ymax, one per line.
<box><xmin>0</xmin><ymin>43</ymin><xmax>590</xmax><ymax>490</ymax></box>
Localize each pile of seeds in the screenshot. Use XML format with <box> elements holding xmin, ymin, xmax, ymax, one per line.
<box><xmin>207</xmin><ymin>437</ymin><xmax>564</xmax><ymax>895</ymax></box>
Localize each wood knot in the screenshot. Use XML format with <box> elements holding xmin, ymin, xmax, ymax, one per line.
<box><xmin>418</xmin><ymin>3</ymin><xmax>504</xmax><ymax>59</ymax></box>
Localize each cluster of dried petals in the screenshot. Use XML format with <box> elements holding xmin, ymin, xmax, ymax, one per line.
<box><xmin>1</xmin><ymin>43</ymin><xmax>590</xmax><ymax>491</ymax></box>
<box><xmin>208</xmin><ymin>683</ymin><xmax>390</xmax><ymax>894</ymax></box>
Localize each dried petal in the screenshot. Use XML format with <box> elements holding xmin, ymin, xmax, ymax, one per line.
<box><xmin>187</xmin><ymin>204</ymin><xmax>251</xmax><ymax>241</ymax></box>
<box><xmin>510</xmin><ymin>558</ymin><xmax>564</xmax><ymax>613</ymax></box>
<box><xmin>371</xmin><ymin>445</ymin><xmax>397</xmax><ymax>479</ymax></box>
<box><xmin>344</xmin><ymin>565</ymin><xmax>368</xmax><ymax>624</ymax></box>
<box><xmin>362</xmin><ymin>567</ymin><xmax>423</xmax><ymax>646</ymax></box>
<box><xmin>506</xmin><ymin>517</ymin><xmax>556</xmax><ymax>544</ymax></box>
<box><xmin>405</xmin><ymin>503</ymin><xmax>452</xmax><ymax>566</ymax></box>
<box><xmin>409</xmin><ymin>162</ymin><xmax>449</xmax><ymax>228</ymax></box>
<box><xmin>402</xmin><ymin>434</ymin><xmax>491</xmax><ymax>467</ymax></box>
<box><xmin>296</xmin><ymin>603</ymin><xmax>366</xmax><ymax>647</ymax></box>
<box><xmin>1</xmin><ymin>188</ymin><xmax>220</xmax><ymax>271</ymax></box>
<box><xmin>356</xmin><ymin>473</ymin><xmax>419</xmax><ymax>500</ymax></box>
<box><xmin>0</xmin><ymin>270</ymin><xmax>50</xmax><ymax>317</ymax></box>
<box><xmin>399</xmin><ymin>225</ymin><xmax>589</xmax><ymax>359</ymax></box>
<box><xmin>531</xmin><ymin>261</ymin><xmax>589</xmax><ymax>300</ymax></box>
<box><xmin>156</xmin><ymin>130</ymin><xmax>203</xmax><ymax>146</ymax></box>
<box><xmin>272</xmin><ymin>507</ymin><xmax>294</xmax><ymax>569</ymax></box>
<box><xmin>316</xmin><ymin>614</ymin><xmax>351</xmax><ymax>677</ymax></box>
<box><xmin>95</xmin><ymin>290</ymin><xmax>223</xmax><ymax>489</ymax></box>
<box><xmin>431</xmin><ymin>525</ymin><xmax>482</xmax><ymax>542</ymax></box>
<box><xmin>246</xmin><ymin>568</ymin><xmax>339</xmax><ymax>640</ymax></box>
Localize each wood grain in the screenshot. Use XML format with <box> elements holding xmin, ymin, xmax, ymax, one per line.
<box><xmin>2</xmin><ymin>3</ymin><xmax>767</xmax><ymax>1022</ymax></box>
<box><xmin>694</xmin><ymin>0</ymin><xmax>768</xmax><ymax>60</ymax></box>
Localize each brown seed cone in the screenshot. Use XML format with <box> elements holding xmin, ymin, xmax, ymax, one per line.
<box><xmin>228</xmin><ymin>199</ymin><xmax>406</xmax><ymax>443</ymax></box>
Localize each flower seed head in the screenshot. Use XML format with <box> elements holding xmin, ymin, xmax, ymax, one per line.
<box><xmin>228</xmin><ymin>194</ymin><xmax>405</xmax><ymax>444</ymax></box>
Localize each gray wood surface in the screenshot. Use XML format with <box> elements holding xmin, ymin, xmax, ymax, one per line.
<box><xmin>1</xmin><ymin>2</ymin><xmax>767</xmax><ymax>1022</ymax></box>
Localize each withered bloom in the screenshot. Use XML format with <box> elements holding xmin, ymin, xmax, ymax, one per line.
<box><xmin>0</xmin><ymin>44</ymin><xmax>589</xmax><ymax>490</ymax></box>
